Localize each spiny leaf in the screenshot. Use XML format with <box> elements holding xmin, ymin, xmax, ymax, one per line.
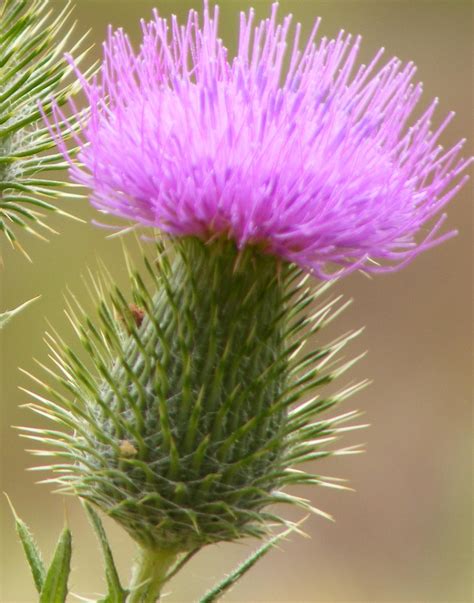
<box><xmin>198</xmin><ymin>522</ymin><xmax>304</xmax><ymax>603</ymax></box>
<box><xmin>0</xmin><ymin>295</ymin><xmax>40</xmax><ymax>329</ymax></box>
<box><xmin>39</xmin><ymin>525</ymin><xmax>72</xmax><ymax>603</ymax></box>
<box><xmin>0</xmin><ymin>0</ymin><xmax>91</xmax><ymax>255</ymax></box>
<box><xmin>5</xmin><ymin>494</ymin><xmax>46</xmax><ymax>593</ymax></box>
<box><xmin>83</xmin><ymin>502</ymin><xmax>128</xmax><ymax>602</ymax></box>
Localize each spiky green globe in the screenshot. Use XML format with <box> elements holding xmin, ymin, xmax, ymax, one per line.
<box><xmin>24</xmin><ymin>237</ymin><xmax>365</xmax><ymax>553</ymax></box>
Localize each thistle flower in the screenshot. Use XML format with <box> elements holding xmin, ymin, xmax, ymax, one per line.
<box><xmin>49</xmin><ymin>2</ymin><xmax>471</xmax><ymax>278</ymax></box>
<box><xmin>24</xmin><ymin>3</ymin><xmax>471</xmax><ymax>601</ymax></box>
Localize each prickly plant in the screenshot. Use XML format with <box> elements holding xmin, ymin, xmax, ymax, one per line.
<box><xmin>0</xmin><ymin>0</ymin><xmax>90</xmax><ymax>258</ymax></box>
<box><xmin>22</xmin><ymin>237</ymin><xmax>367</xmax><ymax>600</ymax></box>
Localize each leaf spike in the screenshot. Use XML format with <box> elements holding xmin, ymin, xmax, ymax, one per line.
<box><xmin>4</xmin><ymin>493</ymin><xmax>46</xmax><ymax>594</ymax></box>
<box><xmin>198</xmin><ymin>519</ymin><xmax>309</xmax><ymax>603</ymax></box>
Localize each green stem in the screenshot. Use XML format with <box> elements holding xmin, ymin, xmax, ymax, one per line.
<box><xmin>129</xmin><ymin>547</ymin><xmax>178</xmax><ymax>603</ymax></box>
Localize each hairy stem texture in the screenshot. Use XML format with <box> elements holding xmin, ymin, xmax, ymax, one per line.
<box><xmin>129</xmin><ymin>548</ymin><xmax>178</xmax><ymax>603</ymax></box>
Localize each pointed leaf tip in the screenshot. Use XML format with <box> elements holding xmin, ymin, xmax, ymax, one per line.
<box><xmin>83</xmin><ymin>502</ymin><xmax>128</xmax><ymax>601</ymax></box>
<box><xmin>39</xmin><ymin>526</ymin><xmax>72</xmax><ymax>602</ymax></box>
<box><xmin>5</xmin><ymin>493</ymin><xmax>46</xmax><ymax>593</ymax></box>
<box><xmin>198</xmin><ymin>520</ymin><xmax>306</xmax><ymax>603</ymax></box>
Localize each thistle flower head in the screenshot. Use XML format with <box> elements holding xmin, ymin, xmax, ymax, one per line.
<box><xmin>50</xmin><ymin>2</ymin><xmax>471</xmax><ymax>277</ymax></box>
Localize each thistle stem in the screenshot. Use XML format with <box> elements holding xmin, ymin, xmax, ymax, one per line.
<box><xmin>129</xmin><ymin>547</ymin><xmax>178</xmax><ymax>603</ymax></box>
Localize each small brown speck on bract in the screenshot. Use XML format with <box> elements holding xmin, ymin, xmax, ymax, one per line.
<box><xmin>119</xmin><ymin>439</ymin><xmax>138</xmax><ymax>458</ymax></box>
<box><xmin>129</xmin><ymin>304</ymin><xmax>145</xmax><ymax>327</ymax></box>
<box><xmin>118</xmin><ymin>303</ymin><xmax>145</xmax><ymax>332</ymax></box>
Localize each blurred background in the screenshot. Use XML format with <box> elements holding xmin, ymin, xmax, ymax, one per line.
<box><xmin>1</xmin><ymin>1</ymin><xmax>472</xmax><ymax>601</ymax></box>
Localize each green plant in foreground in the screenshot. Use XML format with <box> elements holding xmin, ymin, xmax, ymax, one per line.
<box><xmin>7</xmin><ymin>495</ymin><xmax>73</xmax><ymax>602</ymax></box>
<box><xmin>0</xmin><ymin>0</ymin><xmax>89</xmax><ymax>258</ymax></box>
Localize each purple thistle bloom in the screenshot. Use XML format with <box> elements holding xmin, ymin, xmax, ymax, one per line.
<box><xmin>50</xmin><ymin>2</ymin><xmax>471</xmax><ymax>278</ymax></box>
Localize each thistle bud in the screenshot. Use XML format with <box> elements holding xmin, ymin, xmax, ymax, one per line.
<box><xmin>24</xmin><ymin>237</ymin><xmax>364</xmax><ymax>555</ymax></box>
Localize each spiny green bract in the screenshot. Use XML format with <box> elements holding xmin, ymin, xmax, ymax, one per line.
<box><xmin>0</xmin><ymin>0</ymin><xmax>90</xmax><ymax>258</ymax></box>
<box><xmin>22</xmin><ymin>237</ymin><xmax>367</xmax><ymax>552</ymax></box>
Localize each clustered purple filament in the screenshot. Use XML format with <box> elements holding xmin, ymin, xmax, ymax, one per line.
<box><xmin>51</xmin><ymin>2</ymin><xmax>471</xmax><ymax>278</ymax></box>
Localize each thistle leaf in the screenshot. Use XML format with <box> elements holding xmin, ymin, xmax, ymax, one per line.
<box><xmin>0</xmin><ymin>0</ymin><xmax>90</xmax><ymax>255</ymax></box>
<box><xmin>39</xmin><ymin>525</ymin><xmax>72</xmax><ymax>603</ymax></box>
<box><xmin>5</xmin><ymin>494</ymin><xmax>46</xmax><ymax>593</ymax></box>
<box><xmin>0</xmin><ymin>295</ymin><xmax>39</xmax><ymax>329</ymax></box>
<box><xmin>83</xmin><ymin>502</ymin><xmax>128</xmax><ymax>602</ymax></box>
<box><xmin>198</xmin><ymin>523</ymin><xmax>302</xmax><ymax>603</ymax></box>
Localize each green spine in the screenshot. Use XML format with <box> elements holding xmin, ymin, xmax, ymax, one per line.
<box><xmin>0</xmin><ymin>0</ymin><xmax>90</xmax><ymax>256</ymax></box>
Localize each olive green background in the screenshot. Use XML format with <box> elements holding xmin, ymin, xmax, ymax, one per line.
<box><xmin>1</xmin><ymin>1</ymin><xmax>472</xmax><ymax>601</ymax></box>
